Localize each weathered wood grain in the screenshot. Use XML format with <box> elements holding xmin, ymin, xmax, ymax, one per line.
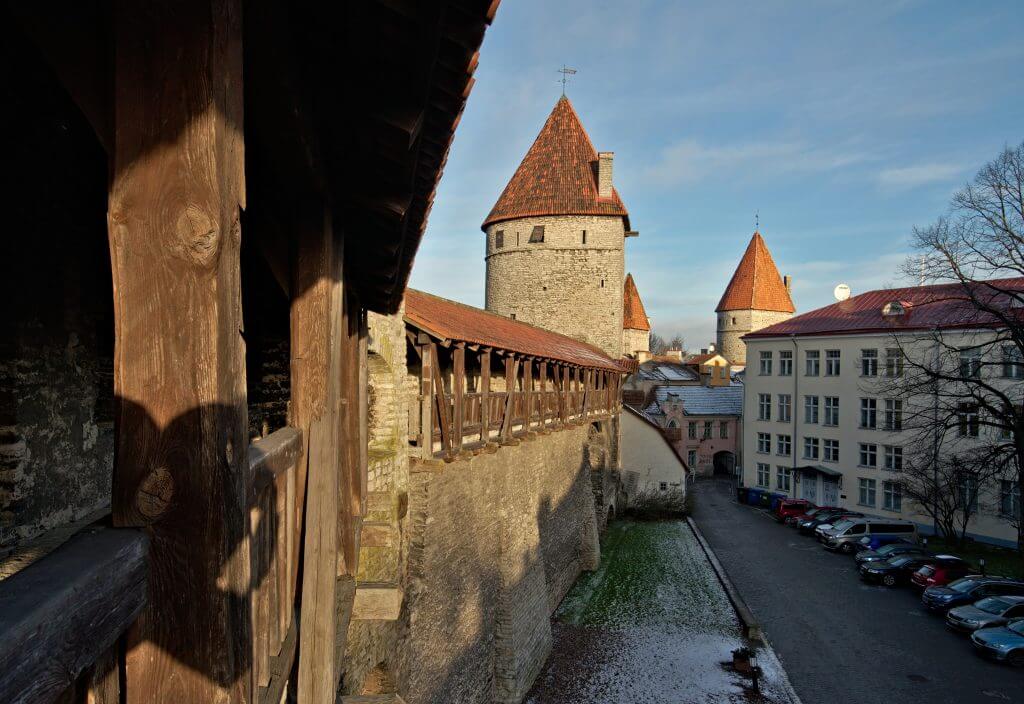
<box><xmin>0</xmin><ymin>527</ymin><xmax>147</xmax><ymax>703</ymax></box>
<box><xmin>107</xmin><ymin>2</ymin><xmax>251</xmax><ymax>701</ymax></box>
<box><xmin>249</xmin><ymin>426</ymin><xmax>303</xmax><ymax>497</ymax></box>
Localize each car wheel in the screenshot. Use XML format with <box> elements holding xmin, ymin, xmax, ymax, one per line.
<box><xmin>883</xmin><ymin>574</ymin><xmax>896</xmax><ymax>587</ymax></box>
<box><xmin>840</xmin><ymin>543</ymin><xmax>854</xmax><ymax>554</ymax></box>
<box><xmin>1008</xmin><ymin>650</ymin><xmax>1024</xmax><ymax>668</ymax></box>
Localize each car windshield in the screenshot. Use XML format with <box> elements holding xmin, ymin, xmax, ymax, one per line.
<box><xmin>1010</xmin><ymin>621</ymin><xmax>1024</xmax><ymax>636</ymax></box>
<box><xmin>889</xmin><ymin>556</ymin><xmax>914</xmax><ymax>567</ymax></box>
<box><xmin>832</xmin><ymin>520</ymin><xmax>854</xmax><ymax>531</ymax></box>
<box><xmin>975</xmin><ymin>598</ymin><xmax>1011</xmax><ymax>615</ymax></box>
<box><xmin>948</xmin><ymin>579</ymin><xmax>978</xmax><ymax>593</ymax></box>
<box><xmin>917</xmin><ymin>566</ymin><xmax>935</xmax><ymax>577</ymax></box>
<box><xmin>878</xmin><ymin>544</ymin><xmax>907</xmax><ymax>555</ymax></box>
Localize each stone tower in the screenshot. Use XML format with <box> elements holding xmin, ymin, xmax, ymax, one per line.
<box><xmin>482</xmin><ymin>96</ymin><xmax>635</xmax><ymax>358</ymax></box>
<box><xmin>622</xmin><ymin>273</ymin><xmax>650</xmax><ymax>359</ymax></box>
<box><xmin>715</xmin><ymin>231</ymin><xmax>794</xmax><ymax>365</ymax></box>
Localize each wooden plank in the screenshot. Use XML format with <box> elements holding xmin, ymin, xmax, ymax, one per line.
<box><xmin>538</xmin><ymin>361</ymin><xmax>547</xmax><ymax>429</ymax></box>
<box><xmin>453</xmin><ymin>343</ymin><xmax>465</xmax><ymax>451</ymax></box>
<box><xmin>85</xmin><ymin>644</ymin><xmax>121</xmax><ymax>704</ymax></box>
<box><xmin>429</xmin><ymin>344</ymin><xmax>452</xmax><ymax>457</ymax></box>
<box><xmin>107</xmin><ymin>2</ymin><xmax>250</xmax><ymax>700</ymax></box>
<box><xmin>339</xmin><ymin>289</ymin><xmax>363</xmax><ymax>575</ymax></box>
<box><xmin>260</xmin><ymin>614</ymin><xmax>297</xmax><ymax>704</ymax></box>
<box><xmin>0</xmin><ymin>527</ymin><xmax>147</xmax><ymax>703</ymax></box>
<box><xmin>500</xmin><ymin>356</ymin><xmax>518</xmax><ymax>440</ymax></box>
<box><xmin>249</xmin><ymin>427</ymin><xmax>303</xmax><ymax>497</ymax></box>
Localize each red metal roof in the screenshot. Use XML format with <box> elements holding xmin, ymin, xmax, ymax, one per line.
<box><xmin>623</xmin><ymin>273</ymin><xmax>651</xmax><ymax>331</ymax></box>
<box><xmin>716</xmin><ymin>232</ymin><xmax>795</xmax><ymax>313</ymax></box>
<box><xmin>404</xmin><ymin>289</ymin><xmax>626</xmax><ymax>371</ymax></box>
<box><xmin>745</xmin><ymin>278</ymin><xmax>1024</xmax><ymax>339</ymax></box>
<box><xmin>481</xmin><ymin>96</ymin><xmax>630</xmax><ymax>229</ymax></box>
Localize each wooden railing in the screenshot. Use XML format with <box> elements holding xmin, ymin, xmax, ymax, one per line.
<box><xmin>412</xmin><ymin>338</ymin><xmax>622</xmax><ymax>460</ymax></box>
<box><xmin>247</xmin><ymin>426</ymin><xmax>303</xmax><ymax>703</ymax></box>
<box><xmin>0</xmin><ymin>426</ymin><xmax>304</xmax><ymax>704</ymax></box>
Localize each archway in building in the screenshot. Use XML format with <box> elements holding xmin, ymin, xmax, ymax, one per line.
<box><xmin>712</xmin><ymin>450</ymin><xmax>736</xmax><ymax>477</ymax></box>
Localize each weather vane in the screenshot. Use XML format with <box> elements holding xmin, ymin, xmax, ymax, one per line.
<box><xmin>755</xmin><ymin>210</ymin><xmax>760</xmax><ymax>232</ymax></box>
<box><xmin>557</xmin><ymin>65</ymin><xmax>577</xmax><ymax>96</ymax></box>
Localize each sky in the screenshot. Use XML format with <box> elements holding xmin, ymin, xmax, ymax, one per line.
<box><xmin>409</xmin><ymin>0</ymin><xmax>1024</xmax><ymax>350</ymax></box>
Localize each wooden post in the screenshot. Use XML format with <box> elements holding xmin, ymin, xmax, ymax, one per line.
<box><xmin>538</xmin><ymin>361</ymin><xmax>548</xmax><ymax>430</ymax></box>
<box><xmin>453</xmin><ymin>342</ymin><xmax>465</xmax><ymax>452</ymax></box>
<box><xmin>558</xmin><ymin>364</ymin><xmax>567</xmax><ymax>424</ymax></box>
<box><xmin>523</xmin><ymin>357</ymin><xmax>533</xmax><ymax>431</ymax></box>
<box><xmin>419</xmin><ymin>340</ymin><xmax>434</xmax><ymax>457</ymax></box>
<box><xmin>501</xmin><ymin>355</ymin><xmax>517</xmax><ymax>441</ymax></box>
<box><xmin>480</xmin><ymin>348</ymin><xmax>491</xmax><ymax>444</ymax></box>
<box><xmin>430</xmin><ymin>344</ymin><xmax>453</xmax><ymax>458</ymax></box>
<box><xmin>108</xmin><ymin>2</ymin><xmax>251</xmax><ymax>700</ymax></box>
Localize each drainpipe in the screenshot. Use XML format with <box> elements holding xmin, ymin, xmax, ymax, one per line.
<box><xmin>792</xmin><ymin>334</ymin><xmax>799</xmax><ymax>498</ymax></box>
<box><xmin>931</xmin><ymin>327</ymin><xmax>940</xmax><ymax>537</ymax></box>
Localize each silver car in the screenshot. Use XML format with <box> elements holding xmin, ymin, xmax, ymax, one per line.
<box><xmin>946</xmin><ymin>596</ymin><xmax>1024</xmax><ymax>634</ymax></box>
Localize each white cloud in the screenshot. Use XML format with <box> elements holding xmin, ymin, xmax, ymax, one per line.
<box><xmin>640</xmin><ymin>138</ymin><xmax>873</xmax><ymax>188</ymax></box>
<box><xmin>877</xmin><ymin>163</ymin><xmax>963</xmax><ymax>190</ymax></box>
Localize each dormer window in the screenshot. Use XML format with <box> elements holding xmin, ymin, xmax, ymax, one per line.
<box><xmin>528</xmin><ymin>225</ymin><xmax>545</xmax><ymax>243</ymax></box>
<box><xmin>882</xmin><ymin>301</ymin><xmax>905</xmax><ymax>316</ymax></box>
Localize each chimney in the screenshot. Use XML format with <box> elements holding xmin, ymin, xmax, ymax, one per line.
<box><xmin>783</xmin><ymin>275</ymin><xmax>792</xmax><ymax>294</ymax></box>
<box><xmin>597</xmin><ymin>152</ymin><xmax>614</xmax><ymax>198</ymax></box>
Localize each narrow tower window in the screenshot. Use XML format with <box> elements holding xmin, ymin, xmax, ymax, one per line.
<box><xmin>495</xmin><ymin>230</ymin><xmax>504</xmax><ymax>249</ymax></box>
<box><xmin>600</xmin><ymin>279</ymin><xmax>605</xmax><ymax>288</ymax></box>
<box><xmin>528</xmin><ymin>225</ymin><xmax>545</xmax><ymax>243</ymax></box>
<box><xmin>582</xmin><ymin>230</ymin><xmax>587</xmax><ymax>244</ymax></box>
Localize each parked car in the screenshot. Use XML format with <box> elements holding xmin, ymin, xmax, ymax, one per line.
<box><xmin>858</xmin><ymin>533</ymin><xmax>918</xmax><ymax>552</ymax></box>
<box><xmin>814</xmin><ymin>513</ymin><xmax>866</xmax><ymax>541</ymax></box>
<box><xmin>971</xmin><ymin>619</ymin><xmax>1024</xmax><ymax>667</ymax></box>
<box><xmin>786</xmin><ymin>505</ymin><xmax>835</xmax><ymax>526</ymax></box>
<box><xmin>910</xmin><ymin>559</ymin><xmax>976</xmax><ymax>590</ymax></box>
<box><xmin>799</xmin><ymin>510</ymin><xmax>862</xmax><ymax>536</ymax></box>
<box><xmin>922</xmin><ymin>577</ymin><xmax>1024</xmax><ymax>613</ymax></box>
<box><xmin>860</xmin><ymin>554</ymin><xmax>968</xmax><ymax>587</ymax></box>
<box><xmin>855</xmin><ymin>541</ymin><xmax>927</xmax><ymax>565</ymax></box>
<box><xmin>822</xmin><ymin>518</ymin><xmax>919</xmax><ymax>554</ymax></box>
<box><xmin>946</xmin><ymin>596</ymin><xmax>1024</xmax><ymax>634</ymax></box>
<box><xmin>775</xmin><ymin>499</ymin><xmax>812</xmax><ymax>523</ymax></box>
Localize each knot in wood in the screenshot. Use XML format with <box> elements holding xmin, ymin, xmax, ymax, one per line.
<box><xmin>135</xmin><ymin>467</ymin><xmax>174</xmax><ymax>519</ymax></box>
<box><xmin>175</xmin><ymin>204</ymin><xmax>219</xmax><ymax>267</ymax></box>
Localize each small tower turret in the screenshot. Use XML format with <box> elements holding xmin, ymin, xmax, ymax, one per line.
<box><xmin>715</xmin><ymin>231</ymin><xmax>794</xmax><ymax>365</ymax></box>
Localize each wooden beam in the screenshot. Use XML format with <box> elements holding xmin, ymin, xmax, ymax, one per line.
<box><xmin>500</xmin><ymin>355</ymin><xmax>518</xmax><ymax>440</ymax></box>
<box><xmin>523</xmin><ymin>357</ymin><xmax>533</xmax><ymax>431</ymax></box>
<box><xmin>538</xmin><ymin>361</ymin><xmax>547</xmax><ymax>429</ymax></box>
<box><xmin>453</xmin><ymin>342</ymin><xmax>465</xmax><ymax>452</ymax></box>
<box><xmin>108</xmin><ymin>2</ymin><xmax>251</xmax><ymax>699</ymax></box>
<box><xmin>249</xmin><ymin>427</ymin><xmax>303</xmax><ymax>498</ymax></box>
<box><xmin>0</xmin><ymin>527</ymin><xmax>147</xmax><ymax>703</ymax></box>
<box><xmin>479</xmin><ymin>349</ymin><xmax>491</xmax><ymax>443</ymax></box>
<box><xmin>294</xmin><ymin>210</ymin><xmax>346</xmax><ymax>704</ymax></box>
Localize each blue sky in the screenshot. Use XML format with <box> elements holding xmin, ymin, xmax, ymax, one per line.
<box><xmin>409</xmin><ymin>0</ymin><xmax>1024</xmax><ymax>349</ymax></box>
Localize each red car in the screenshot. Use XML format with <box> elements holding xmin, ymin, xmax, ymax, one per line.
<box><xmin>775</xmin><ymin>499</ymin><xmax>812</xmax><ymax>523</ymax></box>
<box><xmin>786</xmin><ymin>505</ymin><xmax>837</xmax><ymax>526</ymax></box>
<box><xmin>910</xmin><ymin>556</ymin><xmax>975</xmax><ymax>590</ymax></box>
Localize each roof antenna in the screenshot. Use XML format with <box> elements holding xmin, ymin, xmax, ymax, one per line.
<box><xmin>755</xmin><ymin>211</ymin><xmax>759</xmax><ymax>233</ymax></box>
<box><xmin>558</xmin><ymin>65</ymin><xmax>577</xmax><ymax>96</ymax></box>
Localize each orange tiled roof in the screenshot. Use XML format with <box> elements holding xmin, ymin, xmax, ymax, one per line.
<box><xmin>404</xmin><ymin>289</ymin><xmax>626</xmax><ymax>371</ymax></box>
<box><xmin>623</xmin><ymin>273</ymin><xmax>650</xmax><ymax>331</ymax></box>
<box><xmin>715</xmin><ymin>231</ymin><xmax>795</xmax><ymax>313</ymax></box>
<box><xmin>685</xmin><ymin>353</ymin><xmax>717</xmax><ymax>366</ymax></box>
<box><xmin>481</xmin><ymin>96</ymin><xmax>630</xmax><ymax>229</ymax></box>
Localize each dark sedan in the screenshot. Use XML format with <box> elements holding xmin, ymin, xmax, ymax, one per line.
<box><xmin>854</xmin><ymin>541</ymin><xmax>925</xmax><ymax>565</ymax></box>
<box><xmin>860</xmin><ymin>554</ymin><xmax>967</xmax><ymax>587</ymax></box>
<box><xmin>922</xmin><ymin>577</ymin><xmax>1024</xmax><ymax>613</ymax></box>
<box><xmin>798</xmin><ymin>510</ymin><xmax>863</xmax><ymax>536</ymax></box>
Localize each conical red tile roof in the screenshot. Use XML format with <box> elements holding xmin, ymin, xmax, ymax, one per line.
<box><xmin>716</xmin><ymin>232</ymin><xmax>795</xmax><ymax>313</ymax></box>
<box><xmin>623</xmin><ymin>273</ymin><xmax>650</xmax><ymax>331</ymax></box>
<box><xmin>481</xmin><ymin>96</ymin><xmax>630</xmax><ymax>229</ymax></box>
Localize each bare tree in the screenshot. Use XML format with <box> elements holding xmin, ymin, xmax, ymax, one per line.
<box><xmin>667</xmin><ymin>334</ymin><xmax>686</xmax><ymax>352</ymax></box>
<box><xmin>881</xmin><ymin>142</ymin><xmax>1024</xmax><ymax>552</ymax></box>
<box><xmin>649</xmin><ymin>331</ymin><xmax>667</xmax><ymax>355</ymax></box>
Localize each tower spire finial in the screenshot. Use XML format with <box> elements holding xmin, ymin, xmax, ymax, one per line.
<box><xmin>557</xmin><ymin>65</ymin><xmax>577</xmax><ymax>96</ymax></box>
<box><xmin>755</xmin><ymin>210</ymin><xmax>759</xmax><ymax>232</ymax></box>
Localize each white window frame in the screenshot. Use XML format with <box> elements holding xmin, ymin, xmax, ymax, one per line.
<box><xmin>823</xmin><ymin>438</ymin><xmax>839</xmax><ymax>462</ymax></box>
<box><xmin>758</xmin><ymin>393</ymin><xmax>772</xmax><ymax>421</ymax></box>
<box><xmin>806</xmin><ymin>350</ymin><xmax>820</xmax><ymax>376</ymax></box>
<box><xmin>861</xmin><ymin>348</ymin><xmax>878</xmax><ymax>377</ymax></box>
<box><xmin>883</xmin><ymin>445</ymin><xmax>903</xmax><ymax>471</ymax></box>
<box><xmin>804</xmin><ymin>395</ymin><xmax>819</xmax><ymax>424</ymax></box>
<box><xmin>779</xmin><ymin>349</ymin><xmax>793</xmax><ymax>376</ymax></box>
<box><xmin>824</xmin><ymin>396</ymin><xmax>839</xmax><ymax>426</ymax></box>
<box><xmin>859</xmin><ymin>442</ymin><xmax>877</xmax><ymax>467</ymax></box>
<box><xmin>760</xmin><ymin>350</ymin><xmax>773</xmax><ymax>376</ymax></box>
<box><xmin>803</xmin><ymin>436</ymin><xmax>820</xmax><ymax>460</ymax></box>
<box><xmin>860</xmin><ymin>397</ymin><xmax>877</xmax><ymax>429</ymax></box>
<box><xmin>757</xmin><ymin>432</ymin><xmax>771</xmax><ymax>454</ymax></box>
<box><xmin>756</xmin><ymin>462</ymin><xmax>771</xmax><ymax>488</ymax></box>
<box><xmin>778</xmin><ymin>394</ymin><xmax>791</xmax><ymax>423</ymax></box>
<box><xmin>777</xmin><ymin>434</ymin><xmax>792</xmax><ymax>456</ymax></box>
<box><xmin>858</xmin><ymin>477</ymin><xmax>877</xmax><ymax>507</ymax></box>
<box><xmin>883</xmin><ymin>481</ymin><xmax>902</xmax><ymax>511</ymax></box>
<box><xmin>825</xmin><ymin>349</ymin><xmax>841</xmax><ymax>376</ymax></box>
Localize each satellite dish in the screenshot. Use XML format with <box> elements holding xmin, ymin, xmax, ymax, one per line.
<box><xmin>834</xmin><ymin>283</ymin><xmax>851</xmax><ymax>301</ymax></box>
